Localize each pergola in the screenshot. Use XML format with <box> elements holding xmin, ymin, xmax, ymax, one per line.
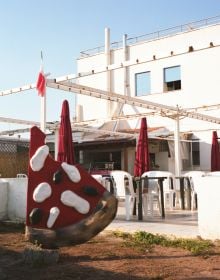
<box><xmin>1</xmin><ymin>75</ymin><xmax>220</xmax><ymax>176</ymax></box>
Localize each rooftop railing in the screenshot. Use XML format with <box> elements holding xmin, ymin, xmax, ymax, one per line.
<box><xmin>79</xmin><ymin>15</ymin><xmax>220</xmax><ymax>58</ymax></box>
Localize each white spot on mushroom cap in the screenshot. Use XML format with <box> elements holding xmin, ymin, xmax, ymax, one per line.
<box><xmin>61</xmin><ymin>162</ymin><xmax>81</xmax><ymax>183</ymax></box>
<box><xmin>47</xmin><ymin>207</ymin><xmax>60</xmax><ymax>228</ymax></box>
<box><xmin>33</xmin><ymin>182</ymin><xmax>52</xmax><ymax>203</ymax></box>
<box><xmin>30</xmin><ymin>145</ymin><xmax>49</xmax><ymax>172</ymax></box>
<box><xmin>60</xmin><ymin>190</ymin><xmax>90</xmax><ymax>214</ymax></box>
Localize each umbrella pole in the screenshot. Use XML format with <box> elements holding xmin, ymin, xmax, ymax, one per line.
<box><xmin>137</xmin><ymin>178</ymin><xmax>143</xmax><ymax>220</ymax></box>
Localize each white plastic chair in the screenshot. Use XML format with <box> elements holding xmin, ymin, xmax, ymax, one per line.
<box><xmin>142</xmin><ymin>171</ymin><xmax>175</xmax><ymax>215</ymax></box>
<box><xmin>110</xmin><ymin>170</ymin><xmax>136</xmax><ymax>220</ymax></box>
<box><xmin>92</xmin><ymin>174</ymin><xmax>116</xmax><ymax>195</ymax></box>
<box><xmin>141</xmin><ymin>171</ymin><xmax>161</xmax><ymax>217</ymax></box>
<box><xmin>92</xmin><ymin>174</ymin><xmax>103</xmax><ymax>183</ymax></box>
<box><xmin>206</xmin><ymin>171</ymin><xmax>220</xmax><ymax>176</ymax></box>
<box><xmin>154</xmin><ymin>171</ymin><xmax>175</xmax><ymax>210</ymax></box>
<box><xmin>16</xmin><ymin>173</ymin><xmax>27</xmax><ymax>178</ymax></box>
<box><xmin>183</xmin><ymin>171</ymin><xmax>206</xmax><ymax>210</ymax></box>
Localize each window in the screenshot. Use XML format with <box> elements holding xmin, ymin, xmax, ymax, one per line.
<box><xmin>81</xmin><ymin>150</ymin><xmax>122</xmax><ymax>171</ymax></box>
<box><xmin>164</xmin><ymin>65</ymin><xmax>181</xmax><ymax>91</ymax></box>
<box><xmin>135</xmin><ymin>71</ymin><xmax>151</xmax><ymax>96</ymax></box>
<box><xmin>192</xmin><ymin>140</ymin><xmax>200</xmax><ymax>166</ymax></box>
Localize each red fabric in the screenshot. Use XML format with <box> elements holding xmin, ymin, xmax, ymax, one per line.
<box><xmin>26</xmin><ymin>126</ymin><xmax>106</xmax><ymax>229</ymax></box>
<box><xmin>57</xmin><ymin>100</ymin><xmax>75</xmax><ymax>164</ymax></box>
<box><xmin>134</xmin><ymin>117</ymin><xmax>150</xmax><ymax>177</ymax></box>
<box><xmin>36</xmin><ymin>71</ymin><xmax>46</xmax><ymax>97</ymax></box>
<box><xmin>211</xmin><ymin>131</ymin><xmax>220</xmax><ymax>171</ymax></box>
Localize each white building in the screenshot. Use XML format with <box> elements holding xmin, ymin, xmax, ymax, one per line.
<box><xmin>72</xmin><ymin>16</ymin><xmax>220</xmax><ymax>175</ymax></box>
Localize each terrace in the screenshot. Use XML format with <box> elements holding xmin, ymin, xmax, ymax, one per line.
<box><xmin>80</xmin><ymin>14</ymin><xmax>220</xmax><ymax>57</ymax></box>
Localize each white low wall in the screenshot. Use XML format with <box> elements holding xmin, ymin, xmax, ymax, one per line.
<box><xmin>196</xmin><ymin>176</ymin><xmax>220</xmax><ymax>240</ymax></box>
<box><xmin>0</xmin><ymin>182</ymin><xmax>8</xmax><ymax>220</ymax></box>
<box><xmin>1</xmin><ymin>175</ymin><xmax>220</xmax><ymax>240</ymax></box>
<box><xmin>0</xmin><ymin>178</ymin><xmax>27</xmax><ymax>222</ymax></box>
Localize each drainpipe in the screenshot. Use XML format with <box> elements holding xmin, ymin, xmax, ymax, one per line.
<box><xmin>105</xmin><ymin>27</ymin><xmax>111</xmax><ymax>117</ymax></box>
<box><xmin>123</xmin><ymin>33</ymin><xmax>128</xmax><ymax>96</ymax></box>
<box><xmin>113</xmin><ymin>33</ymin><xmax>128</xmax><ymax>132</ymax></box>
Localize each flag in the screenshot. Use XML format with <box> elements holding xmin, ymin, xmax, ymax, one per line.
<box><xmin>36</xmin><ymin>68</ymin><xmax>46</xmax><ymax>97</ymax></box>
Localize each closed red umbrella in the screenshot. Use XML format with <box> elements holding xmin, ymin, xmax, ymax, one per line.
<box><xmin>57</xmin><ymin>100</ymin><xmax>75</xmax><ymax>164</ymax></box>
<box><xmin>133</xmin><ymin>117</ymin><xmax>150</xmax><ymax>220</ymax></box>
<box><xmin>211</xmin><ymin>131</ymin><xmax>220</xmax><ymax>171</ymax></box>
<box><xmin>134</xmin><ymin>117</ymin><xmax>150</xmax><ymax>177</ymax></box>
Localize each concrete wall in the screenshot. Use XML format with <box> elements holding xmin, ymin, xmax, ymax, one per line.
<box><xmin>76</xmin><ymin>24</ymin><xmax>220</xmax><ymax>173</ymax></box>
<box><xmin>0</xmin><ymin>178</ymin><xmax>27</xmax><ymax>222</ymax></box>
<box><xmin>196</xmin><ymin>176</ymin><xmax>220</xmax><ymax>240</ymax></box>
<box><xmin>126</xmin><ymin>147</ymin><xmax>135</xmax><ymax>175</ymax></box>
<box><xmin>0</xmin><ymin>182</ymin><xmax>8</xmax><ymax>220</ymax></box>
<box><xmin>156</xmin><ymin>152</ymin><xmax>169</xmax><ymax>170</ymax></box>
<box><xmin>77</xmin><ymin>24</ymin><xmax>220</xmax><ymax>121</ymax></box>
<box><xmin>1</xmin><ymin>175</ymin><xmax>220</xmax><ymax>240</ymax></box>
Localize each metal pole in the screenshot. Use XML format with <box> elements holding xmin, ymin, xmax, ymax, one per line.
<box><xmin>54</xmin><ymin>128</ymin><xmax>59</xmax><ymax>160</ymax></box>
<box><xmin>40</xmin><ymin>51</ymin><xmax>46</xmax><ymax>133</ymax></box>
<box><xmin>137</xmin><ymin>178</ymin><xmax>143</xmax><ymax>220</ymax></box>
<box><xmin>113</xmin><ymin>33</ymin><xmax>128</xmax><ymax>132</ymax></box>
<box><xmin>105</xmin><ymin>28</ymin><xmax>111</xmax><ymax>117</ymax></box>
<box><xmin>105</xmin><ymin>28</ymin><xmax>111</xmax><ymax>91</ymax></box>
<box><xmin>174</xmin><ymin>114</ymin><xmax>181</xmax><ymax>177</ymax></box>
<box><xmin>40</xmin><ymin>95</ymin><xmax>46</xmax><ymax>133</ymax></box>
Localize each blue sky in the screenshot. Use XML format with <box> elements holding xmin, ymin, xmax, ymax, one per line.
<box><xmin>0</xmin><ymin>0</ymin><xmax>220</xmax><ymax>136</ymax></box>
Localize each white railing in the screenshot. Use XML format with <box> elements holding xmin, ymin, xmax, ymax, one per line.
<box><xmin>80</xmin><ymin>15</ymin><xmax>220</xmax><ymax>58</ymax></box>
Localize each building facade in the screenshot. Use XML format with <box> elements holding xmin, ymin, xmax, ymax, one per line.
<box><xmin>74</xmin><ymin>16</ymin><xmax>220</xmax><ymax>175</ymax></box>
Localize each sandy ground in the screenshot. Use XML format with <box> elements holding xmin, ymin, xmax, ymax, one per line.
<box><xmin>1</xmin><ymin>223</ymin><xmax>220</xmax><ymax>280</ymax></box>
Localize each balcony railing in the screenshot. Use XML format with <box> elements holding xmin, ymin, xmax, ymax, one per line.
<box><xmin>80</xmin><ymin>15</ymin><xmax>220</xmax><ymax>58</ymax></box>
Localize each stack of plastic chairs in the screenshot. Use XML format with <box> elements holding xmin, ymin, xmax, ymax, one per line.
<box><xmin>141</xmin><ymin>171</ymin><xmax>175</xmax><ymax>217</ymax></box>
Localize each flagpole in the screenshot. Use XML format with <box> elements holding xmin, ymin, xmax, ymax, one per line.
<box><xmin>40</xmin><ymin>91</ymin><xmax>46</xmax><ymax>133</ymax></box>
<box><xmin>40</xmin><ymin>51</ymin><xmax>46</xmax><ymax>133</ymax></box>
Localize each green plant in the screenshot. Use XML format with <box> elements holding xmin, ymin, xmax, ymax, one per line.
<box><xmin>111</xmin><ymin>230</ymin><xmax>214</xmax><ymax>255</ymax></box>
<box><xmin>112</xmin><ymin>230</ymin><xmax>131</xmax><ymax>239</ymax></box>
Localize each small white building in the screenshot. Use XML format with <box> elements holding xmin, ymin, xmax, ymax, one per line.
<box><xmin>73</xmin><ymin>16</ymin><xmax>220</xmax><ymax>175</ymax></box>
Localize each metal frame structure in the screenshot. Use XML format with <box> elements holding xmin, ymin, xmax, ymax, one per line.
<box><xmin>0</xmin><ymin>75</ymin><xmax>220</xmax><ymax>176</ymax></box>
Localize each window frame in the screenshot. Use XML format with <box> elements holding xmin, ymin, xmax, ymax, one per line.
<box><xmin>163</xmin><ymin>65</ymin><xmax>181</xmax><ymax>92</ymax></box>
<box><xmin>135</xmin><ymin>71</ymin><xmax>151</xmax><ymax>96</ymax></box>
